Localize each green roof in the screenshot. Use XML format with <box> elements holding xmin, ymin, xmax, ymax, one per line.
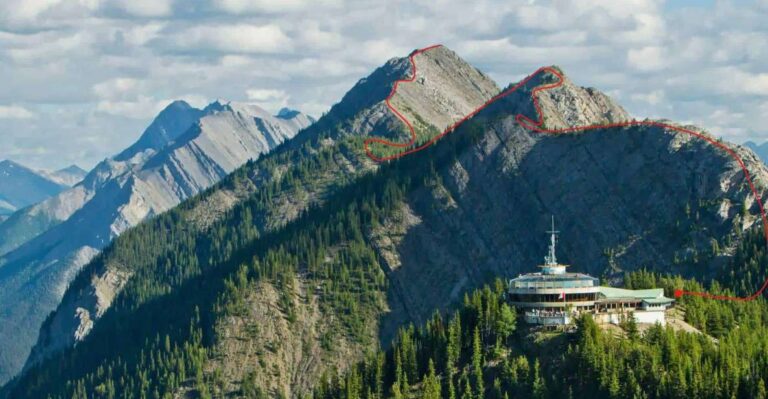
<box><xmin>642</xmin><ymin>297</ymin><xmax>675</xmax><ymax>305</ymax></box>
<box><xmin>598</xmin><ymin>287</ymin><xmax>666</xmax><ymax>300</ymax></box>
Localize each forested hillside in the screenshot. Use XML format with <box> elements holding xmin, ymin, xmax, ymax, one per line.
<box><xmin>318</xmin><ymin>235</ymin><xmax>768</xmax><ymax>399</ymax></box>
<box><xmin>6</xmin><ymin>46</ymin><xmax>768</xmax><ymax>398</ymax></box>
<box><xmin>318</xmin><ymin>285</ymin><xmax>768</xmax><ymax>399</ymax></box>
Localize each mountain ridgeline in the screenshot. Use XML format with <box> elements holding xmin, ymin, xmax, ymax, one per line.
<box><xmin>0</xmin><ymin>160</ymin><xmax>83</xmax><ymax>220</ymax></box>
<box><xmin>0</xmin><ymin>101</ymin><xmax>313</xmax><ymax>385</ymax></box>
<box><xmin>5</xmin><ymin>46</ymin><xmax>768</xmax><ymax>398</ymax></box>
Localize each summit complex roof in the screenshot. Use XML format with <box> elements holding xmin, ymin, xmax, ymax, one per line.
<box><xmin>598</xmin><ymin>287</ymin><xmax>674</xmax><ymax>303</ymax></box>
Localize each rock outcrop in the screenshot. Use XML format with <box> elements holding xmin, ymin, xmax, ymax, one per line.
<box><xmin>0</xmin><ymin>101</ymin><xmax>312</xmax><ymax>385</ymax></box>
<box><xmin>8</xmin><ymin>46</ymin><xmax>768</xmax><ymax>399</ymax></box>
<box><xmin>20</xmin><ymin>45</ymin><xmax>501</xmax><ymax>391</ymax></box>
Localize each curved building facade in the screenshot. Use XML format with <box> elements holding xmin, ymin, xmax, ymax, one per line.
<box><xmin>508</xmin><ymin>218</ymin><xmax>674</xmax><ymax>326</ymax></box>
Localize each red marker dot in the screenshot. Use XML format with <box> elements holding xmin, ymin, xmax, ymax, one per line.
<box><xmin>674</xmin><ymin>289</ymin><xmax>683</xmax><ymax>298</ymax></box>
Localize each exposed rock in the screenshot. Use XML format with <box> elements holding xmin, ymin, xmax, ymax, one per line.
<box><xmin>22</xmin><ymin>45</ymin><xmax>501</xmax><ymax>391</ymax></box>
<box><xmin>376</xmin><ymin>71</ymin><xmax>768</xmax><ymax>343</ymax></box>
<box><xmin>38</xmin><ymin>165</ymin><xmax>87</xmax><ymax>187</ymax></box>
<box><xmin>210</xmin><ymin>278</ymin><xmax>375</xmax><ymax>398</ymax></box>
<box><xmin>0</xmin><ymin>102</ymin><xmax>312</xmax><ymax>385</ymax></box>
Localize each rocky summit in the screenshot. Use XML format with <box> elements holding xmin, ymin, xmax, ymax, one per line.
<box><xmin>0</xmin><ymin>101</ymin><xmax>312</xmax><ymax>385</ymax></box>
<box><xmin>5</xmin><ymin>46</ymin><xmax>768</xmax><ymax>399</ymax></box>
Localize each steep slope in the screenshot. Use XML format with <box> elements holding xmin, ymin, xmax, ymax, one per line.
<box><xmin>0</xmin><ymin>101</ymin><xmax>206</xmax><ymax>257</ymax></box>
<box><xmin>0</xmin><ymin>102</ymin><xmax>313</xmax><ymax>385</ymax></box>
<box><xmin>9</xmin><ymin>47</ymin><xmax>768</xmax><ymax>398</ymax></box>
<box><xmin>12</xmin><ymin>46</ymin><xmax>500</xmax><ymax>394</ymax></box>
<box><xmin>0</xmin><ymin>160</ymin><xmax>69</xmax><ymax>218</ymax></box>
<box><xmin>374</xmin><ymin>70</ymin><xmax>767</xmax><ymax>341</ymax></box>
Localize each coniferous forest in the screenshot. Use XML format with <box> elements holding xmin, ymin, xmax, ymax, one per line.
<box><xmin>5</xmin><ymin>69</ymin><xmax>768</xmax><ymax>398</ymax></box>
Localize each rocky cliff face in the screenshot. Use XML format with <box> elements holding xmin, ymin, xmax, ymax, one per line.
<box><xmin>374</xmin><ymin>68</ymin><xmax>767</xmax><ymax>342</ymax></box>
<box><xmin>0</xmin><ymin>101</ymin><xmax>205</xmax><ymax>258</ymax></box>
<box><xmin>0</xmin><ymin>102</ymin><xmax>312</xmax><ymax>385</ymax></box>
<box><xmin>38</xmin><ymin>165</ymin><xmax>87</xmax><ymax>187</ymax></box>
<box><xmin>20</xmin><ymin>46</ymin><xmax>501</xmax><ymax>390</ymax></box>
<box><xmin>205</xmin><ymin>65</ymin><xmax>768</xmax><ymax>397</ymax></box>
<box><xmin>9</xmin><ymin>47</ymin><xmax>768</xmax><ymax>399</ymax></box>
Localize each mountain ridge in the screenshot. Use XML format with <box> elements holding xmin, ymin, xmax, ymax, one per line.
<box><xmin>15</xmin><ymin>45</ymin><xmax>501</xmax><ymax>392</ymax></box>
<box><xmin>0</xmin><ymin>100</ymin><xmax>313</xmax><ymax>385</ymax></box>
<box><xmin>0</xmin><ymin>160</ymin><xmax>70</xmax><ymax>218</ymax></box>
<box><xmin>8</xmin><ymin>46</ymin><xmax>768</xmax><ymax>398</ymax></box>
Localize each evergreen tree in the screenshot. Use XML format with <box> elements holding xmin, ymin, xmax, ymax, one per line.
<box><xmin>422</xmin><ymin>359</ymin><xmax>441</xmax><ymax>399</ymax></box>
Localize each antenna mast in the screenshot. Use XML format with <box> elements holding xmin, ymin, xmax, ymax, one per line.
<box><xmin>545</xmin><ymin>215</ymin><xmax>559</xmax><ymax>266</ymax></box>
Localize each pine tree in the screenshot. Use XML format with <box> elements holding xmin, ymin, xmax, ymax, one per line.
<box><xmin>422</xmin><ymin>359</ymin><xmax>441</xmax><ymax>399</ymax></box>
<box><xmin>531</xmin><ymin>359</ymin><xmax>546</xmax><ymax>399</ymax></box>
<box><xmin>472</xmin><ymin>326</ymin><xmax>484</xmax><ymax>398</ymax></box>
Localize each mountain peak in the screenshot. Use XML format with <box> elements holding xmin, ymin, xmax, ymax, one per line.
<box><xmin>42</xmin><ymin>165</ymin><xmax>88</xmax><ymax>187</ymax></box>
<box><xmin>0</xmin><ymin>159</ymin><xmax>24</xmax><ymax>169</ymax></box>
<box><xmin>276</xmin><ymin>107</ymin><xmax>301</xmax><ymax>119</ymax></box>
<box><xmin>57</xmin><ymin>165</ymin><xmax>86</xmax><ymax>175</ymax></box>
<box><xmin>0</xmin><ymin>159</ymin><xmax>68</xmax><ymax>216</ymax></box>
<box><xmin>321</xmin><ymin>45</ymin><xmax>499</xmax><ymax>144</ymax></box>
<box><xmin>114</xmin><ymin>100</ymin><xmax>206</xmax><ymax>162</ymax></box>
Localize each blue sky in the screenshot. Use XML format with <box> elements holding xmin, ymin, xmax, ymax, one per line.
<box><xmin>0</xmin><ymin>0</ymin><xmax>766</xmax><ymax>170</ymax></box>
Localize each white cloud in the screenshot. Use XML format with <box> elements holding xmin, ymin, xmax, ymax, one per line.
<box><xmin>213</xmin><ymin>0</ymin><xmax>340</xmax><ymax>14</ymax></box>
<box><xmin>631</xmin><ymin>89</ymin><xmax>665</xmax><ymax>106</ymax></box>
<box><xmin>246</xmin><ymin>88</ymin><xmax>289</xmax><ymax>112</ymax></box>
<box><xmin>96</xmin><ymin>95</ymin><xmax>167</xmax><ymax>119</ymax></box>
<box><xmin>5</xmin><ymin>32</ymin><xmax>89</xmax><ymax>64</ymax></box>
<box><xmin>108</xmin><ymin>0</ymin><xmax>172</xmax><ymax>17</ymax></box>
<box><xmin>0</xmin><ymin>105</ymin><xmax>35</xmax><ymax>119</ymax></box>
<box><xmin>1</xmin><ymin>0</ymin><xmax>768</xmax><ymax>169</ymax></box>
<box><xmin>92</xmin><ymin>77</ymin><xmax>144</xmax><ymax>100</ymax></box>
<box><xmin>626</xmin><ymin>46</ymin><xmax>667</xmax><ymax>72</ymax></box>
<box><xmin>167</xmin><ymin>24</ymin><xmax>292</xmax><ymax>54</ymax></box>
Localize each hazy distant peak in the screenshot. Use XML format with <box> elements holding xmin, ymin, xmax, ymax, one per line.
<box><xmin>0</xmin><ymin>159</ymin><xmax>68</xmax><ymax>216</ymax></box>
<box><xmin>42</xmin><ymin>165</ymin><xmax>88</xmax><ymax>187</ymax></box>
<box><xmin>276</xmin><ymin>107</ymin><xmax>301</xmax><ymax>119</ymax></box>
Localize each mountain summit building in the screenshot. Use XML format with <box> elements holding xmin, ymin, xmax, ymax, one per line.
<box><xmin>508</xmin><ymin>217</ymin><xmax>674</xmax><ymax>326</ymax></box>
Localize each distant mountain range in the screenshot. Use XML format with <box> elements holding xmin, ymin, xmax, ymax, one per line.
<box><xmin>0</xmin><ymin>100</ymin><xmax>312</xmax><ymax>384</ymax></box>
<box><xmin>0</xmin><ymin>161</ymin><xmax>85</xmax><ymax>220</ymax></box>
<box><xmin>6</xmin><ymin>46</ymin><xmax>768</xmax><ymax>399</ymax></box>
<box><xmin>744</xmin><ymin>141</ymin><xmax>768</xmax><ymax>164</ymax></box>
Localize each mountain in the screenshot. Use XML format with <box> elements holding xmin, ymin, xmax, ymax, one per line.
<box><xmin>744</xmin><ymin>140</ymin><xmax>768</xmax><ymax>164</ymax></box>
<box><xmin>7</xmin><ymin>46</ymin><xmax>768</xmax><ymax>398</ymax></box>
<box><xmin>0</xmin><ymin>160</ymin><xmax>70</xmax><ymax>218</ymax></box>
<box><xmin>0</xmin><ymin>100</ymin><xmax>312</xmax><ymax>385</ymax></box>
<box><xmin>11</xmin><ymin>45</ymin><xmax>500</xmax><ymax>394</ymax></box>
<box><xmin>0</xmin><ymin>101</ymin><xmax>207</xmax><ymax>258</ymax></box>
<box><xmin>38</xmin><ymin>165</ymin><xmax>87</xmax><ymax>187</ymax></box>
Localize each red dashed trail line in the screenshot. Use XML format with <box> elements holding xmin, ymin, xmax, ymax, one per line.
<box><xmin>363</xmin><ymin>44</ymin><xmax>768</xmax><ymax>302</ymax></box>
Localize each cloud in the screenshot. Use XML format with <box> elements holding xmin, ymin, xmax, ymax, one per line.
<box><xmin>631</xmin><ymin>89</ymin><xmax>665</xmax><ymax>106</ymax></box>
<box><xmin>1</xmin><ymin>0</ymin><xmax>768</xmax><ymax>170</ymax></box>
<box><xmin>108</xmin><ymin>0</ymin><xmax>173</xmax><ymax>17</ymax></box>
<box><xmin>246</xmin><ymin>88</ymin><xmax>289</xmax><ymax>112</ymax></box>
<box><xmin>92</xmin><ymin>77</ymin><xmax>145</xmax><ymax>100</ymax></box>
<box><xmin>164</xmin><ymin>24</ymin><xmax>292</xmax><ymax>54</ymax></box>
<box><xmin>0</xmin><ymin>105</ymin><xmax>35</xmax><ymax>119</ymax></box>
<box><xmin>213</xmin><ymin>0</ymin><xmax>340</xmax><ymax>14</ymax></box>
<box><xmin>626</xmin><ymin>46</ymin><xmax>667</xmax><ymax>72</ymax></box>
<box><xmin>96</xmin><ymin>95</ymin><xmax>167</xmax><ymax>119</ymax></box>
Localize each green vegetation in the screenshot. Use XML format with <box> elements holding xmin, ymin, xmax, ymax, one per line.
<box><xmin>6</xmin><ymin>105</ymin><xmax>488</xmax><ymax>398</ymax></box>
<box><xmin>6</xmin><ymin>64</ymin><xmax>768</xmax><ymax>399</ymax></box>
<box><xmin>318</xmin><ymin>270</ymin><xmax>768</xmax><ymax>399</ymax></box>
